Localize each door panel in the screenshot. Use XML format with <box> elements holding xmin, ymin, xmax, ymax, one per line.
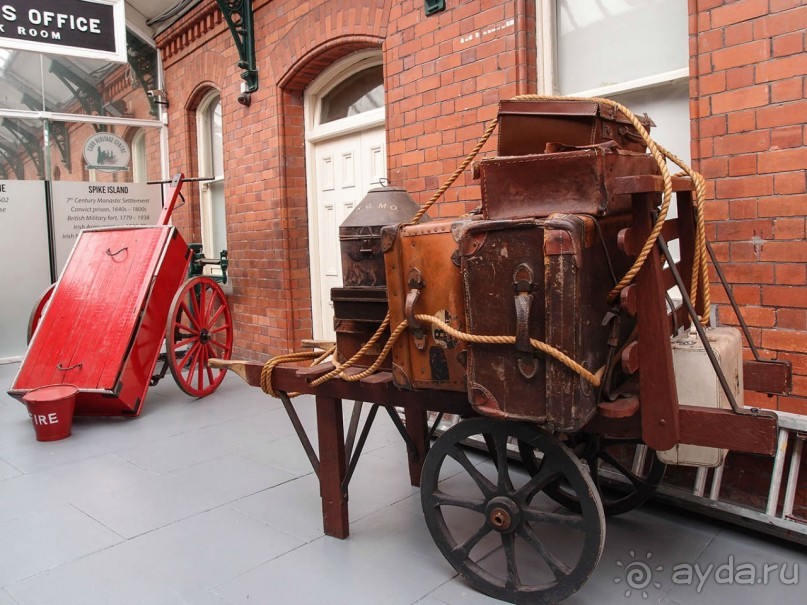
<box><xmin>311</xmin><ymin>127</ymin><xmax>385</xmax><ymax>340</ymax></box>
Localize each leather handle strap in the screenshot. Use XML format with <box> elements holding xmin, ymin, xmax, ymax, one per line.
<box><xmin>513</xmin><ymin>263</ymin><xmax>538</xmax><ymax>379</ymax></box>
<box><xmin>405</xmin><ymin>268</ymin><xmax>425</xmax><ymax>330</ymax></box>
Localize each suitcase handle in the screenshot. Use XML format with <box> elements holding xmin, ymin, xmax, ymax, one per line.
<box><xmin>513</xmin><ymin>264</ymin><xmax>538</xmax><ymax>379</ymax></box>
<box><xmin>405</xmin><ymin>268</ymin><xmax>427</xmax><ymax>349</ymax></box>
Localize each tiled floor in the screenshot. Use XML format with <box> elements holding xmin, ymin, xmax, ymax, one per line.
<box><xmin>1</xmin><ymin>361</ymin><xmax>804</xmax><ymax>605</ymax></box>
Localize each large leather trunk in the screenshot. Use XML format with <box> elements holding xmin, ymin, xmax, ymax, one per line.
<box><xmin>480</xmin><ymin>144</ymin><xmax>660</xmax><ymax>219</ymax></box>
<box><xmin>497</xmin><ymin>98</ymin><xmax>653</xmax><ymax>157</ymax></box>
<box><xmin>459</xmin><ymin>213</ymin><xmax>634</xmax><ymax>431</ymax></box>
<box><xmin>382</xmin><ymin>217</ymin><xmax>478</xmax><ymax>391</ymax></box>
<box><xmin>331</xmin><ymin>287</ymin><xmax>390</xmax><ymax>370</ymax></box>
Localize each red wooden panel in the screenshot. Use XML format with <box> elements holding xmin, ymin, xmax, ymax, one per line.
<box><xmin>14</xmin><ymin>228</ymin><xmax>170</xmax><ymax>393</ymax></box>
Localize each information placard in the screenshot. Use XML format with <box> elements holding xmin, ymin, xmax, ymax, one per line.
<box><xmin>51</xmin><ymin>180</ymin><xmax>162</xmax><ymax>271</ymax></box>
<box><xmin>0</xmin><ymin>180</ymin><xmax>51</xmax><ymax>360</ymax></box>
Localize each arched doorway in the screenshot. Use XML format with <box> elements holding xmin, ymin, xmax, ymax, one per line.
<box><xmin>304</xmin><ymin>51</ymin><xmax>386</xmax><ymax>341</ymax></box>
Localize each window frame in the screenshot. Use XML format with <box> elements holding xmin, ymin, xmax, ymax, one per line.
<box><xmin>195</xmin><ymin>90</ymin><xmax>227</xmax><ymax>274</ymax></box>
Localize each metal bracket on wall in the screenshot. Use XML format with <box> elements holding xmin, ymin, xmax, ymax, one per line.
<box><xmin>0</xmin><ymin>140</ymin><xmax>26</xmax><ymax>180</ymax></box>
<box><xmin>215</xmin><ymin>0</ymin><xmax>259</xmax><ymax>106</ymax></box>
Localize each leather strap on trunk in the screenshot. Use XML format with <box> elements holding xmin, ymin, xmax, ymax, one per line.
<box><xmin>513</xmin><ymin>263</ymin><xmax>538</xmax><ymax>379</ymax></box>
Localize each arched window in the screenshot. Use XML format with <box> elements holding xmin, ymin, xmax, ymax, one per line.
<box><xmin>196</xmin><ymin>91</ymin><xmax>227</xmax><ymax>268</ymax></box>
<box><xmin>319</xmin><ymin>65</ymin><xmax>384</xmax><ymax>124</ymax></box>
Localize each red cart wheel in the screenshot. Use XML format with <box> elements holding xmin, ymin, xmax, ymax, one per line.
<box><xmin>27</xmin><ymin>283</ymin><xmax>56</xmax><ymax>343</ymax></box>
<box><xmin>166</xmin><ymin>276</ymin><xmax>233</xmax><ymax>397</ymax></box>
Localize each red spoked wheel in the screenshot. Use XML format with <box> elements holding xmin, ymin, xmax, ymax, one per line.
<box><xmin>27</xmin><ymin>283</ymin><xmax>56</xmax><ymax>343</ymax></box>
<box><xmin>166</xmin><ymin>276</ymin><xmax>233</xmax><ymax>397</ymax></box>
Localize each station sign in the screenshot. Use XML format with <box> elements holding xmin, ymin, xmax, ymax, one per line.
<box><xmin>0</xmin><ymin>0</ymin><xmax>126</xmax><ymax>63</ymax></box>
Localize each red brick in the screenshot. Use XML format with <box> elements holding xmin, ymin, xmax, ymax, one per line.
<box><xmin>772</xmin><ymin>31</ymin><xmax>805</xmax><ymax>57</ymax></box>
<box><xmin>776</xmin><ymin>263</ymin><xmax>807</xmax><ymax>285</ymax></box>
<box><xmin>716</xmin><ymin>218</ymin><xmax>774</xmax><ymax>240</ymax></box>
<box><xmin>761</xmin><ymin>327</ymin><xmax>807</xmax><ymax>352</ymax></box>
<box><xmin>763</xmin><ymin>284</ymin><xmax>807</xmax><ymax>307</ymax></box>
<box><xmin>710</xmin><ymin>85</ymin><xmax>769</xmax><ymax>114</ymax></box>
<box><xmin>756</xmin><ymin>100</ymin><xmax>807</xmax><ymax>128</ymax></box>
<box><xmin>728</xmin><ymin>154</ymin><xmax>757</xmax><ymax>176</ymax></box>
<box><xmin>770</xmin><ymin>124</ymin><xmax>804</xmax><ymax>149</ymax></box>
<box><xmin>712</xmin><ymin>0</ymin><xmax>768</xmax><ymax>27</ymax></box>
<box><xmin>777</xmin><ymin>308</ymin><xmax>807</xmax><ymax>330</ymax></box>
<box><xmin>718</xmin><ymin>304</ymin><xmax>775</xmax><ymax>327</ymax></box>
<box><xmin>714</xmin><ymin>175</ymin><xmax>774</xmax><ymax>199</ymax></box>
<box><xmin>771</xmin><ymin>77</ymin><xmax>805</xmax><ymax>103</ymax></box>
<box><xmin>713</xmin><ymin>40</ymin><xmax>768</xmax><ymax>71</ymax></box>
<box><xmin>773</xmin><ymin>172</ymin><xmax>806</xmax><ymax>194</ymax></box>
<box><xmin>713</xmin><ymin>130</ymin><xmax>770</xmax><ymax>155</ymax></box>
<box><xmin>753</xmin><ymin>5</ymin><xmax>807</xmax><ymax>37</ymax></box>
<box><xmin>757</xmin><ymin>195</ymin><xmax>807</xmax><ymax>217</ymax></box>
<box><xmin>761</xmin><ymin>241</ymin><xmax>807</xmax><ymax>262</ymax></box>
<box><xmin>721</xmin><ymin>262</ymin><xmax>775</xmax><ymax>283</ymax></box>
<box><xmin>774</xmin><ymin>217</ymin><xmax>807</xmax><ymax>239</ymax></box>
<box><xmin>756</xmin><ymin>53</ymin><xmax>807</xmax><ymax>83</ymax></box>
<box><xmin>757</xmin><ymin>147</ymin><xmax>807</xmax><ymax>173</ymax></box>
<box><xmin>726</xmin><ymin>109</ymin><xmax>756</xmax><ymax>132</ymax></box>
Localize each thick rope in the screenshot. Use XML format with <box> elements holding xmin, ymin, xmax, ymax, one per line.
<box><xmin>413</xmin><ymin>314</ymin><xmax>604</xmax><ymax>386</ymax></box>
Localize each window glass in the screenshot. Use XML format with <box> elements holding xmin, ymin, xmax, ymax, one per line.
<box><xmin>556</xmin><ymin>0</ymin><xmax>688</xmax><ymax>94</ymax></box>
<box><xmin>209</xmin><ymin>100</ymin><xmax>224</xmax><ymax>176</ymax></box>
<box><xmin>320</xmin><ymin>65</ymin><xmax>384</xmax><ymax>124</ymax></box>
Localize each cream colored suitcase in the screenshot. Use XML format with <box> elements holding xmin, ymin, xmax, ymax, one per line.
<box><xmin>657</xmin><ymin>327</ymin><xmax>744</xmax><ymax>467</ymax></box>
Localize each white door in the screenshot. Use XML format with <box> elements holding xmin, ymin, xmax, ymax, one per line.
<box><xmin>305</xmin><ymin>52</ymin><xmax>386</xmax><ymax>341</ymax></box>
<box><xmin>312</xmin><ymin>126</ymin><xmax>386</xmax><ymax>341</ymax></box>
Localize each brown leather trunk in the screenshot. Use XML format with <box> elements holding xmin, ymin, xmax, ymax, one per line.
<box><xmin>331</xmin><ymin>287</ymin><xmax>390</xmax><ymax>370</ymax></box>
<box><xmin>497</xmin><ymin>98</ymin><xmax>653</xmax><ymax>157</ymax></box>
<box><xmin>480</xmin><ymin>145</ymin><xmax>660</xmax><ymax>219</ymax></box>
<box><xmin>382</xmin><ymin>217</ymin><xmax>478</xmax><ymax>391</ymax></box>
<box><xmin>459</xmin><ymin>213</ymin><xmax>634</xmax><ymax>431</ymax></box>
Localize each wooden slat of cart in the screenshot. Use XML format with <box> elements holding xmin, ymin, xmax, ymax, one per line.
<box><xmin>15</xmin><ymin>228</ymin><xmax>168</xmax><ymax>392</ymax></box>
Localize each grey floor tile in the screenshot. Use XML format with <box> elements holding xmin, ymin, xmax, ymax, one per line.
<box><xmin>0</xmin><ymin>458</ymin><xmax>21</xmax><ymax>481</ymax></box>
<box><xmin>0</xmin><ymin>453</ymin><xmax>158</xmax><ymax>523</ymax></box>
<box><xmin>69</xmin><ymin>452</ymin><xmax>298</xmax><ymax>538</ymax></box>
<box><xmin>0</xmin><ymin>589</ymin><xmax>19</xmax><ymax>605</ymax></box>
<box><xmin>213</xmin><ymin>504</ymin><xmax>456</xmax><ymax>605</ymax></box>
<box><xmin>0</xmin><ymin>503</ymin><xmax>122</xmax><ymax>586</ymax></box>
<box><xmin>6</xmin><ymin>507</ymin><xmax>303</xmax><ymax>605</ymax></box>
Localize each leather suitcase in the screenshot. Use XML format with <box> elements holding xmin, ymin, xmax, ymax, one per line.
<box><xmin>497</xmin><ymin>98</ymin><xmax>654</xmax><ymax>157</ymax></box>
<box><xmin>459</xmin><ymin>213</ymin><xmax>634</xmax><ymax>431</ymax></box>
<box><xmin>331</xmin><ymin>287</ymin><xmax>390</xmax><ymax>370</ymax></box>
<box><xmin>480</xmin><ymin>143</ymin><xmax>660</xmax><ymax>219</ymax></box>
<box><xmin>382</xmin><ymin>217</ymin><xmax>478</xmax><ymax>391</ymax></box>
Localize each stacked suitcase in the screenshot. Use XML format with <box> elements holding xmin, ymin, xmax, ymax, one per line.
<box><xmin>384</xmin><ymin>99</ymin><xmax>661</xmax><ymax>431</ymax></box>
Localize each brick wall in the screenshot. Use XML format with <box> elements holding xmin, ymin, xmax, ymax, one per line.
<box><xmin>156</xmin><ymin>0</ymin><xmax>534</xmax><ymax>359</ymax></box>
<box><xmin>690</xmin><ymin>0</ymin><xmax>807</xmax><ymax>415</ymax></box>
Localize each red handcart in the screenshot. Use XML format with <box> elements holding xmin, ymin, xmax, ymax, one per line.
<box><xmin>8</xmin><ymin>174</ymin><xmax>233</xmax><ymax>415</ymax></box>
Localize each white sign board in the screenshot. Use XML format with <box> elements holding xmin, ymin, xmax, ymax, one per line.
<box><xmin>0</xmin><ymin>180</ymin><xmax>51</xmax><ymax>360</ymax></box>
<box><xmin>51</xmin><ymin>180</ymin><xmax>162</xmax><ymax>271</ymax></box>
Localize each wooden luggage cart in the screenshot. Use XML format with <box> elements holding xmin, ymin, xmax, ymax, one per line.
<box><xmin>213</xmin><ymin>168</ymin><xmax>791</xmax><ymax>605</ymax></box>
<box><xmin>9</xmin><ymin>174</ymin><xmax>234</xmax><ymax>415</ymax></box>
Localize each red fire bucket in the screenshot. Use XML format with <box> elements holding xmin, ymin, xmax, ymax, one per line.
<box><xmin>22</xmin><ymin>384</ymin><xmax>78</xmax><ymax>442</ymax></box>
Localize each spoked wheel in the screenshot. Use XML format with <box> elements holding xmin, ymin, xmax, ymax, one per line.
<box><xmin>421</xmin><ymin>417</ymin><xmax>605</xmax><ymax>605</ymax></box>
<box><xmin>166</xmin><ymin>276</ymin><xmax>233</xmax><ymax>397</ymax></box>
<box><xmin>519</xmin><ymin>435</ymin><xmax>666</xmax><ymax>517</ymax></box>
<box><xmin>27</xmin><ymin>283</ymin><xmax>56</xmax><ymax>343</ymax></box>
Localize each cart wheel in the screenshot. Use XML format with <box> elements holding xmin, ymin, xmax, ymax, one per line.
<box><xmin>519</xmin><ymin>436</ymin><xmax>666</xmax><ymax>517</ymax></box>
<box><xmin>166</xmin><ymin>276</ymin><xmax>233</xmax><ymax>397</ymax></box>
<box><xmin>421</xmin><ymin>418</ymin><xmax>605</xmax><ymax>605</ymax></box>
<box><xmin>27</xmin><ymin>283</ymin><xmax>56</xmax><ymax>343</ymax></box>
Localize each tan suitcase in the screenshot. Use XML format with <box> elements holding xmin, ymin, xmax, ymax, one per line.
<box><xmin>382</xmin><ymin>217</ymin><xmax>478</xmax><ymax>391</ymax></box>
